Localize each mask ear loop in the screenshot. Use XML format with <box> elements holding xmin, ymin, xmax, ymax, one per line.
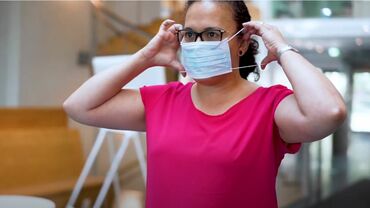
<box><xmin>214</xmin><ymin>27</ymin><xmax>245</xmax><ymax>48</ymax></box>
<box><xmin>228</xmin><ymin>28</ymin><xmax>261</xmax><ymax>80</ymax></box>
<box><xmin>226</xmin><ymin>28</ymin><xmax>245</xmax><ymax>42</ymax></box>
<box><xmin>230</xmin><ymin>64</ymin><xmax>258</xmax><ymax>70</ymax></box>
<box><xmin>231</xmin><ymin>64</ymin><xmax>261</xmax><ymax>82</ymax></box>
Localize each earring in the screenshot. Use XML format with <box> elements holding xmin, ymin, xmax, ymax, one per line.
<box><xmin>238</xmin><ymin>50</ymin><xmax>244</xmax><ymax>56</ymax></box>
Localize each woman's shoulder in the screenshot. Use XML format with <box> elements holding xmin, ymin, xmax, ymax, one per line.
<box><xmin>256</xmin><ymin>84</ymin><xmax>294</xmax><ymax>109</ymax></box>
<box><xmin>258</xmin><ymin>84</ymin><xmax>293</xmax><ymax>96</ymax></box>
<box><xmin>139</xmin><ymin>81</ymin><xmax>192</xmax><ymax>102</ymax></box>
<box><xmin>139</xmin><ymin>81</ymin><xmax>193</xmax><ymax>110</ymax></box>
<box><xmin>243</xmin><ymin>82</ymin><xmax>292</xmax><ymax>98</ymax></box>
<box><xmin>140</xmin><ymin>81</ymin><xmax>192</xmax><ymax>93</ymax></box>
<box><xmin>261</xmin><ymin>84</ymin><xmax>291</xmax><ymax>91</ymax></box>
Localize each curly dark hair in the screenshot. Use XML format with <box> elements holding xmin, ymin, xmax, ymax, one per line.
<box><xmin>185</xmin><ymin>0</ymin><xmax>260</xmax><ymax>81</ymax></box>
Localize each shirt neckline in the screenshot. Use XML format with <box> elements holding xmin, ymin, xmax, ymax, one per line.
<box><xmin>187</xmin><ymin>82</ymin><xmax>263</xmax><ymax>118</ymax></box>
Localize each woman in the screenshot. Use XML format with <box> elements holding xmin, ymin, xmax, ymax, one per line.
<box><xmin>64</xmin><ymin>1</ymin><xmax>346</xmax><ymax>207</ymax></box>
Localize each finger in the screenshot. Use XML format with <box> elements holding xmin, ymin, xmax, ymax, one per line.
<box><xmin>169</xmin><ymin>59</ymin><xmax>185</xmax><ymax>73</ymax></box>
<box><xmin>167</xmin><ymin>24</ymin><xmax>183</xmax><ymax>43</ymax></box>
<box><xmin>261</xmin><ymin>22</ymin><xmax>274</xmax><ymax>30</ymax></box>
<box><xmin>160</xmin><ymin>19</ymin><xmax>175</xmax><ymax>31</ymax></box>
<box><xmin>242</xmin><ymin>30</ymin><xmax>254</xmax><ymax>40</ymax></box>
<box><xmin>260</xmin><ymin>55</ymin><xmax>275</xmax><ymax>70</ymax></box>
<box><xmin>243</xmin><ymin>21</ymin><xmax>269</xmax><ymax>36</ymax></box>
<box><xmin>242</xmin><ymin>25</ymin><xmax>260</xmax><ymax>37</ymax></box>
<box><xmin>168</xmin><ymin>24</ymin><xmax>183</xmax><ymax>34</ymax></box>
<box><xmin>161</xmin><ymin>24</ymin><xmax>182</xmax><ymax>42</ymax></box>
<box><xmin>243</xmin><ymin>23</ymin><xmax>264</xmax><ymax>36</ymax></box>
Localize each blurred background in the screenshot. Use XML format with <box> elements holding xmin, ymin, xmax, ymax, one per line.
<box><xmin>0</xmin><ymin>0</ymin><xmax>369</xmax><ymax>208</ymax></box>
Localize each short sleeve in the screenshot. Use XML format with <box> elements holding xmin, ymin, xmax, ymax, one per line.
<box><xmin>139</xmin><ymin>82</ymin><xmax>180</xmax><ymax>113</ymax></box>
<box><xmin>271</xmin><ymin>85</ymin><xmax>301</xmax><ymax>154</ymax></box>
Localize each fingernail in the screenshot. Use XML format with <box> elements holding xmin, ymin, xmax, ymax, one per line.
<box><xmin>261</xmin><ymin>64</ymin><xmax>265</xmax><ymax>70</ymax></box>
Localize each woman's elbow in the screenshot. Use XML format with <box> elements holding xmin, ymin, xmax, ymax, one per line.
<box><xmin>63</xmin><ymin>98</ymin><xmax>80</xmax><ymax>120</ymax></box>
<box><xmin>316</xmin><ymin>104</ymin><xmax>347</xmax><ymax>140</ymax></box>
<box><xmin>63</xmin><ymin>97</ymin><xmax>97</xmax><ymax>126</ymax></box>
<box><xmin>304</xmin><ymin>103</ymin><xmax>347</xmax><ymax>143</ymax></box>
<box><xmin>63</xmin><ymin>96</ymin><xmax>72</xmax><ymax>112</ymax></box>
<box><xmin>330</xmin><ymin>102</ymin><xmax>347</xmax><ymax>126</ymax></box>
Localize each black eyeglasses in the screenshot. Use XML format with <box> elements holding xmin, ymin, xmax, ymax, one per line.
<box><xmin>177</xmin><ymin>29</ymin><xmax>226</xmax><ymax>42</ymax></box>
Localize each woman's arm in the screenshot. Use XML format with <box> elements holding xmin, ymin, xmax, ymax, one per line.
<box><xmin>274</xmin><ymin>50</ymin><xmax>347</xmax><ymax>143</ymax></box>
<box><xmin>242</xmin><ymin>22</ymin><xmax>347</xmax><ymax>143</ymax></box>
<box><xmin>63</xmin><ymin>19</ymin><xmax>183</xmax><ymax>131</ymax></box>
<box><xmin>63</xmin><ymin>52</ymin><xmax>149</xmax><ymax>131</ymax></box>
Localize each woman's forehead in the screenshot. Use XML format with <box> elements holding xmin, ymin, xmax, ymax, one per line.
<box><xmin>184</xmin><ymin>1</ymin><xmax>236</xmax><ymax>32</ymax></box>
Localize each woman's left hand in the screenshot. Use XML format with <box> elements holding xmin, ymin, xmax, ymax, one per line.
<box><xmin>242</xmin><ymin>23</ymin><xmax>347</xmax><ymax>144</ymax></box>
<box><xmin>242</xmin><ymin>21</ymin><xmax>289</xmax><ymax>69</ymax></box>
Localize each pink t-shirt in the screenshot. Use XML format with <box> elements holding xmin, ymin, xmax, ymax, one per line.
<box><xmin>140</xmin><ymin>81</ymin><xmax>301</xmax><ymax>208</ymax></box>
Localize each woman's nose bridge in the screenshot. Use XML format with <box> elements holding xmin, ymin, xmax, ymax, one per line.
<box><xmin>195</xmin><ymin>35</ymin><xmax>202</xmax><ymax>42</ymax></box>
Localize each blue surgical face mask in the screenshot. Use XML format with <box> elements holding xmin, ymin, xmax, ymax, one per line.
<box><xmin>180</xmin><ymin>28</ymin><xmax>257</xmax><ymax>80</ymax></box>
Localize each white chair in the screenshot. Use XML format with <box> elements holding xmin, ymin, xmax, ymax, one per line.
<box><xmin>67</xmin><ymin>55</ymin><xmax>166</xmax><ymax>208</ymax></box>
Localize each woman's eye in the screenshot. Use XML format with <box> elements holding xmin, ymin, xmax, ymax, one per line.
<box><xmin>207</xmin><ymin>31</ymin><xmax>219</xmax><ymax>38</ymax></box>
<box><xmin>185</xmin><ymin>32</ymin><xmax>193</xmax><ymax>38</ymax></box>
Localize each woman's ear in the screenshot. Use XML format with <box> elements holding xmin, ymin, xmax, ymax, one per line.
<box><xmin>238</xmin><ymin>38</ymin><xmax>250</xmax><ymax>56</ymax></box>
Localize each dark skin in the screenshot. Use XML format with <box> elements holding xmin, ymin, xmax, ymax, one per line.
<box><xmin>64</xmin><ymin>1</ymin><xmax>346</xmax><ymax>144</ymax></box>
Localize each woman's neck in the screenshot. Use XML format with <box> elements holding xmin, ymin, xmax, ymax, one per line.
<box><xmin>192</xmin><ymin>72</ymin><xmax>249</xmax><ymax>105</ymax></box>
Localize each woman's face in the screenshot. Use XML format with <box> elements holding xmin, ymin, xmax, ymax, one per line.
<box><xmin>184</xmin><ymin>1</ymin><xmax>248</xmax><ymax>82</ymax></box>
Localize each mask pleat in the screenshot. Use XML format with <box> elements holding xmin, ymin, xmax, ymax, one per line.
<box><xmin>180</xmin><ymin>40</ymin><xmax>232</xmax><ymax>79</ymax></box>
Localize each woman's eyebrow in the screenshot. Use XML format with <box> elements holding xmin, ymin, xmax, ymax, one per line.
<box><xmin>203</xmin><ymin>26</ymin><xmax>224</xmax><ymax>31</ymax></box>
<box><xmin>183</xmin><ymin>27</ymin><xmax>194</xmax><ymax>31</ymax></box>
<box><xmin>183</xmin><ymin>26</ymin><xmax>224</xmax><ymax>32</ymax></box>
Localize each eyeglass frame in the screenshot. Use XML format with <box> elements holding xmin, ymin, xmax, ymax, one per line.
<box><xmin>176</xmin><ymin>28</ymin><xmax>226</xmax><ymax>43</ymax></box>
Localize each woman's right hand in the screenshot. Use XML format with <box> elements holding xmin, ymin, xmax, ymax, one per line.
<box><xmin>64</xmin><ymin>21</ymin><xmax>185</xmax><ymax>131</ymax></box>
<box><xmin>139</xmin><ymin>19</ymin><xmax>185</xmax><ymax>72</ymax></box>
